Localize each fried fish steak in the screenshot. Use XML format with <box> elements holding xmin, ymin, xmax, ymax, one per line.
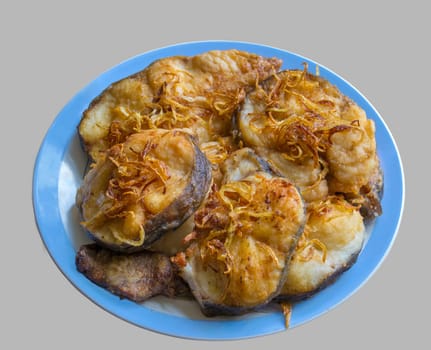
<box><xmin>174</xmin><ymin>172</ymin><xmax>306</xmax><ymax>316</ymax></box>
<box><xmin>76</xmin><ymin>244</ymin><xmax>190</xmax><ymax>302</ymax></box>
<box><xmin>78</xmin><ymin>50</ymin><xmax>282</xmax><ymax>161</ymax></box>
<box><xmin>76</xmin><ymin>129</ymin><xmax>212</xmax><ymax>252</ymax></box>
<box><xmin>278</xmin><ymin>196</ymin><xmax>365</xmax><ymax>301</ymax></box>
<box><xmin>237</xmin><ymin>68</ymin><xmax>382</xmax><ymax>219</ymax></box>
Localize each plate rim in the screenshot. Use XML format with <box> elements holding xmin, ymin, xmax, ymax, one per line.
<box><xmin>32</xmin><ymin>40</ymin><xmax>405</xmax><ymax>340</ymax></box>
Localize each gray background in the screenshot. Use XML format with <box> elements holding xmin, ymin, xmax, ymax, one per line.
<box><xmin>2</xmin><ymin>0</ymin><xmax>427</xmax><ymax>348</ymax></box>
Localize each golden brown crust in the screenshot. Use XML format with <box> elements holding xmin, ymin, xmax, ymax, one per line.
<box><xmin>237</xmin><ymin>68</ymin><xmax>383</xmax><ymax>218</ymax></box>
<box><xmin>77</xmin><ymin>129</ymin><xmax>212</xmax><ymax>252</ymax></box>
<box><xmin>278</xmin><ymin>196</ymin><xmax>365</xmax><ymax>301</ymax></box>
<box><xmin>177</xmin><ymin>172</ymin><xmax>306</xmax><ymax>316</ymax></box>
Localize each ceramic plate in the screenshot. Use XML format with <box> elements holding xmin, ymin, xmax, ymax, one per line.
<box><xmin>33</xmin><ymin>41</ymin><xmax>404</xmax><ymax>340</ymax></box>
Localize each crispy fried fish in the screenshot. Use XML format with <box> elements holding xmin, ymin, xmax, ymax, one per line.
<box><xmin>76</xmin><ymin>244</ymin><xmax>190</xmax><ymax>302</ymax></box>
<box><xmin>79</xmin><ymin>50</ymin><xmax>282</xmax><ymax>161</ymax></box>
<box><xmin>278</xmin><ymin>196</ymin><xmax>365</xmax><ymax>301</ymax></box>
<box><xmin>174</xmin><ymin>172</ymin><xmax>306</xmax><ymax>316</ymax></box>
<box><xmin>76</xmin><ymin>129</ymin><xmax>212</xmax><ymax>252</ymax></box>
<box><xmin>237</xmin><ymin>68</ymin><xmax>382</xmax><ymax>219</ymax></box>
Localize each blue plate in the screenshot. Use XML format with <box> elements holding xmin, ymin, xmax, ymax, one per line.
<box><xmin>32</xmin><ymin>41</ymin><xmax>404</xmax><ymax>340</ymax></box>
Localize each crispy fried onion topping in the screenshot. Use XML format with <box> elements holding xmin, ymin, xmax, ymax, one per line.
<box><xmin>248</xmin><ymin>64</ymin><xmax>365</xmax><ymax>168</ymax></box>
<box><xmin>280</xmin><ymin>302</ymin><xmax>293</xmax><ymax>329</ymax></box>
<box><xmin>199</xmin><ymin>138</ymin><xmax>237</xmax><ymax>166</ymax></box>
<box><xmin>190</xmin><ymin>178</ymin><xmax>279</xmax><ymax>282</ymax></box>
<box><xmin>106</xmin><ymin>75</ymin><xmax>246</xmax><ymax>147</ymax></box>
